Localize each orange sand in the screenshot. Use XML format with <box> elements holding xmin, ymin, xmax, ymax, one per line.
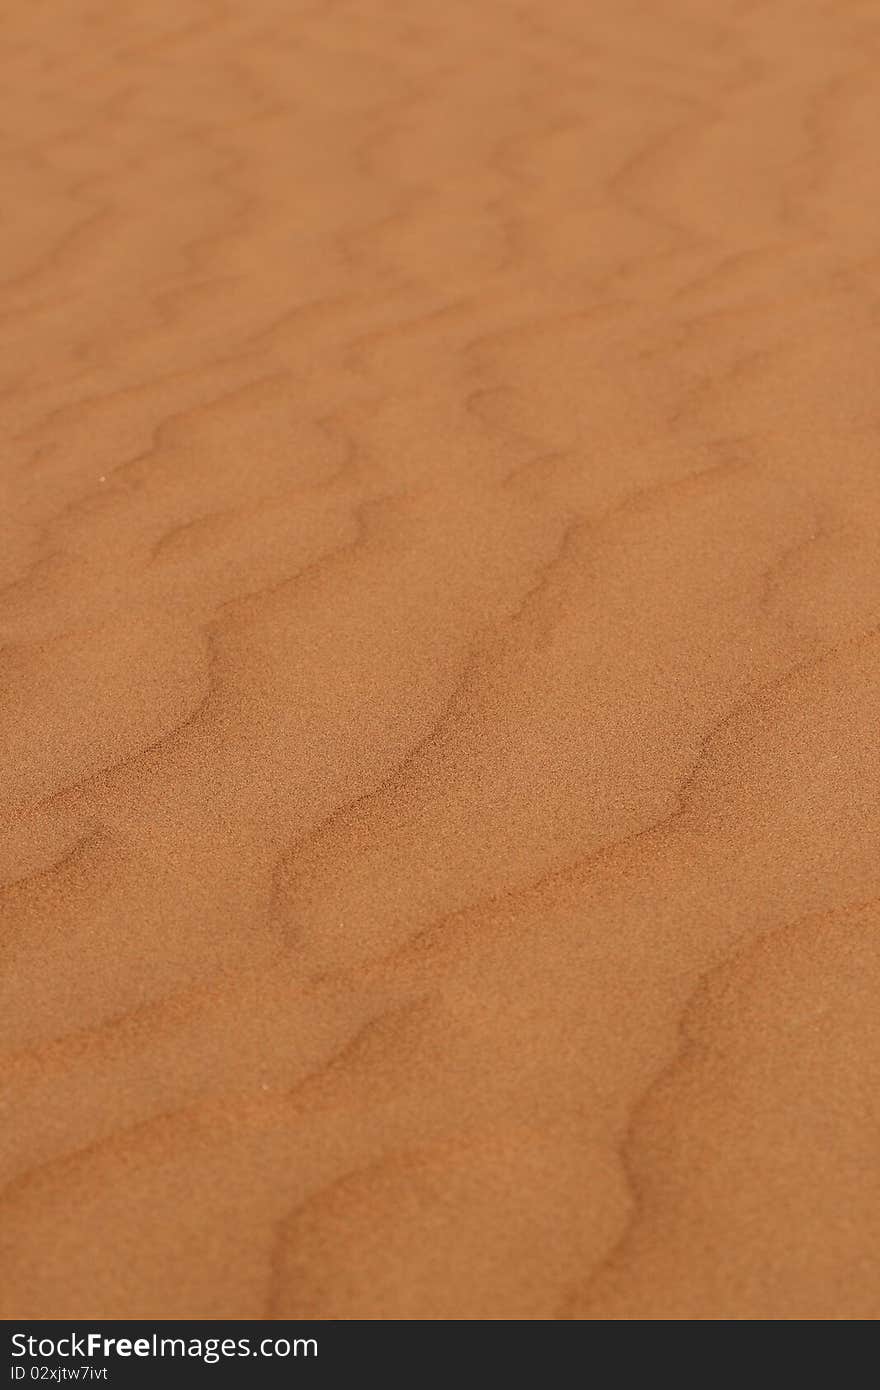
<box><xmin>1</xmin><ymin>0</ymin><xmax>879</xmax><ymax>1320</ymax></box>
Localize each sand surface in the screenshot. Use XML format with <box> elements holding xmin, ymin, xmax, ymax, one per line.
<box><xmin>1</xmin><ymin>0</ymin><xmax>879</xmax><ymax>1321</ymax></box>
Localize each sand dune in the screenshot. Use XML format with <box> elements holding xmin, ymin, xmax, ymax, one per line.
<box><xmin>1</xmin><ymin>0</ymin><xmax>879</xmax><ymax>1320</ymax></box>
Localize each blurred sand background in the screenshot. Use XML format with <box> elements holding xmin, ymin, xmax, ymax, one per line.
<box><xmin>1</xmin><ymin>0</ymin><xmax>879</xmax><ymax>1320</ymax></box>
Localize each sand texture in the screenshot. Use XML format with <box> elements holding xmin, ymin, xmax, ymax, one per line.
<box><xmin>1</xmin><ymin>0</ymin><xmax>879</xmax><ymax>1322</ymax></box>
